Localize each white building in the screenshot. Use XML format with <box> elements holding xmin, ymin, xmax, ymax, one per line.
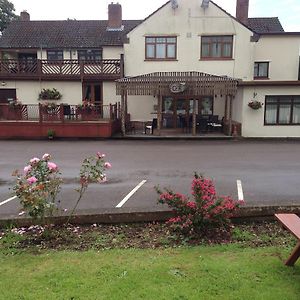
<box><xmin>0</xmin><ymin>0</ymin><xmax>299</xmax><ymax>138</ymax></box>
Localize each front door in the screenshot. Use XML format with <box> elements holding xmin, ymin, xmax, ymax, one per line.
<box><xmin>162</xmin><ymin>96</ymin><xmax>194</xmax><ymax>129</ymax></box>
<box><xmin>83</xmin><ymin>82</ymin><xmax>102</xmax><ymax>105</ymax></box>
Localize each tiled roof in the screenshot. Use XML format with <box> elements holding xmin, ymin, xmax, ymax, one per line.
<box><xmin>0</xmin><ymin>20</ymin><xmax>142</xmax><ymax>48</ymax></box>
<box><xmin>248</xmin><ymin>17</ymin><xmax>284</xmax><ymax>33</ymax></box>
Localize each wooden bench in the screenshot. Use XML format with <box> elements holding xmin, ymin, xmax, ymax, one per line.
<box><xmin>275</xmin><ymin>213</ymin><xmax>300</xmax><ymax>266</ymax></box>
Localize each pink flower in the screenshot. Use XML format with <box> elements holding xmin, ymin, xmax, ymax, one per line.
<box><xmin>23</xmin><ymin>165</ymin><xmax>31</xmax><ymax>174</ymax></box>
<box><xmin>104</xmin><ymin>162</ymin><xmax>112</xmax><ymax>169</ymax></box>
<box><xmin>47</xmin><ymin>162</ymin><xmax>58</xmax><ymax>171</ymax></box>
<box><xmin>30</xmin><ymin>157</ymin><xmax>40</xmax><ymax>165</ymax></box>
<box><xmin>42</xmin><ymin>153</ymin><xmax>51</xmax><ymax>161</ymax></box>
<box><xmin>186</xmin><ymin>201</ymin><xmax>196</xmax><ymax>209</ymax></box>
<box><xmin>96</xmin><ymin>152</ymin><xmax>105</xmax><ymax>159</ymax></box>
<box><xmin>27</xmin><ymin>176</ymin><xmax>38</xmax><ymax>185</ymax></box>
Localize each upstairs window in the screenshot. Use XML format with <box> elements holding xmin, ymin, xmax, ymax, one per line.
<box><xmin>201</xmin><ymin>36</ymin><xmax>233</xmax><ymax>59</ymax></box>
<box><xmin>78</xmin><ymin>50</ymin><xmax>102</xmax><ymax>62</ymax></box>
<box><xmin>47</xmin><ymin>50</ymin><xmax>63</xmax><ymax>61</ymax></box>
<box><xmin>145</xmin><ymin>37</ymin><xmax>177</xmax><ymax>60</ymax></box>
<box><xmin>265</xmin><ymin>96</ymin><xmax>300</xmax><ymax>125</ymax></box>
<box><xmin>254</xmin><ymin>62</ymin><xmax>269</xmax><ymax>79</ymax></box>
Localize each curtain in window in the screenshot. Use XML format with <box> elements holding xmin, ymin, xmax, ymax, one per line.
<box><xmin>156</xmin><ymin>44</ymin><xmax>165</xmax><ymax>58</ymax></box>
<box><xmin>223</xmin><ymin>44</ymin><xmax>232</xmax><ymax>57</ymax></box>
<box><xmin>265</xmin><ymin>104</ymin><xmax>277</xmax><ymax>124</ymax></box>
<box><xmin>293</xmin><ymin>103</ymin><xmax>300</xmax><ymax>124</ymax></box>
<box><xmin>278</xmin><ymin>104</ymin><xmax>291</xmax><ymax>124</ymax></box>
<box><xmin>146</xmin><ymin>45</ymin><xmax>155</xmax><ymax>58</ymax></box>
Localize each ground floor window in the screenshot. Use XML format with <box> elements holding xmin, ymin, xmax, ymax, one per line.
<box><xmin>265</xmin><ymin>96</ymin><xmax>300</xmax><ymax>125</ymax></box>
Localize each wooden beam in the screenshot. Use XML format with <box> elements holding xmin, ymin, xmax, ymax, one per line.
<box><xmin>121</xmin><ymin>91</ymin><xmax>126</xmax><ymax>136</ymax></box>
<box><xmin>192</xmin><ymin>99</ymin><xmax>196</xmax><ymax>136</ymax></box>
<box><xmin>228</xmin><ymin>95</ymin><xmax>233</xmax><ymax>136</ymax></box>
<box><xmin>157</xmin><ymin>94</ymin><xmax>162</xmax><ymax>136</ymax></box>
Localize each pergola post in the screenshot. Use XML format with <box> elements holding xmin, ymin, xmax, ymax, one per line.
<box><xmin>121</xmin><ymin>90</ymin><xmax>126</xmax><ymax>136</ymax></box>
<box><xmin>157</xmin><ymin>93</ymin><xmax>162</xmax><ymax>136</ymax></box>
<box><xmin>192</xmin><ymin>99</ymin><xmax>196</xmax><ymax>136</ymax></box>
<box><xmin>224</xmin><ymin>95</ymin><xmax>228</xmax><ymax>122</ymax></box>
<box><xmin>228</xmin><ymin>95</ymin><xmax>233</xmax><ymax>136</ymax></box>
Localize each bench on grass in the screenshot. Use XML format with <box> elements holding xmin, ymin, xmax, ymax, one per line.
<box><xmin>275</xmin><ymin>213</ymin><xmax>300</xmax><ymax>266</ymax></box>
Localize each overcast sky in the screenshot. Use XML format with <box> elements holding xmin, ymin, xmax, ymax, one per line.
<box><xmin>11</xmin><ymin>0</ymin><xmax>300</xmax><ymax>32</ymax></box>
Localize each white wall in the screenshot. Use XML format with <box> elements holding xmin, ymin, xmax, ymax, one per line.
<box><xmin>253</xmin><ymin>36</ymin><xmax>300</xmax><ymax>81</ymax></box>
<box><xmin>4</xmin><ymin>81</ymin><xmax>82</xmax><ymax>105</ymax></box>
<box><xmin>102</xmin><ymin>47</ymin><xmax>123</xmax><ymax>59</ymax></box>
<box><xmin>242</xmin><ymin>86</ymin><xmax>300</xmax><ymax>137</ymax></box>
<box><xmin>125</xmin><ymin>0</ymin><xmax>254</xmax><ymax>80</ymax></box>
<box><xmin>103</xmin><ymin>81</ymin><xmax>121</xmax><ymax>106</ymax></box>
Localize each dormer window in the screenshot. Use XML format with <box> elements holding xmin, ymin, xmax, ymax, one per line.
<box><xmin>145</xmin><ymin>36</ymin><xmax>177</xmax><ymax>60</ymax></box>
<box><xmin>78</xmin><ymin>50</ymin><xmax>102</xmax><ymax>62</ymax></box>
<box><xmin>47</xmin><ymin>50</ymin><xmax>63</xmax><ymax>61</ymax></box>
<box><xmin>201</xmin><ymin>36</ymin><xmax>233</xmax><ymax>60</ymax></box>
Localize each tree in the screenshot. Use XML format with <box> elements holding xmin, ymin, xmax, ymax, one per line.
<box><xmin>0</xmin><ymin>0</ymin><xmax>18</xmax><ymax>33</ymax></box>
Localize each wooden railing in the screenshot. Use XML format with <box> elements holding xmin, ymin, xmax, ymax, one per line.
<box><xmin>0</xmin><ymin>59</ymin><xmax>122</xmax><ymax>80</ymax></box>
<box><xmin>0</xmin><ymin>103</ymin><xmax>120</xmax><ymax>123</ymax></box>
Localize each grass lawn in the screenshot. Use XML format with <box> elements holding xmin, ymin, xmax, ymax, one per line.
<box><xmin>0</xmin><ymin>244</ymin><xmax>299</xmax><ymax>300</ymax></box>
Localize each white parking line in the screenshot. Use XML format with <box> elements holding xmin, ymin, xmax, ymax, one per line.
<box><xmin>236</xmin><ymin>180</ymin><xmax>244</xmax><ymax>201</ymax></box>
<box><xmin>0</xmin><ymin>195</ymin><xmax>17</xmax><ymax>207</ymax></box>
<box><xmin>116</xmin><ymin>180</ymin><xmax>147</xmax><ymax>208</ymax></box>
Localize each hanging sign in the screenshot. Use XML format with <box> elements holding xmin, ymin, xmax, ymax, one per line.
<box><xmin>169</xmin><ymin>82</ymin><xmax>187</xmax><ymax>94</ymax></box>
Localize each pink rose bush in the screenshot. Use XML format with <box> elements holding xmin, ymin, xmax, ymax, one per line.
<box><xmin>13</xmin><ymin>152</ymin><xmax>111</xmax><ymax>222</ymax></box>
<box><xmin>12</xmin><ymin>154</ymin><xmax>62</xmax><ymax>219</ymax></box>
<box><xmin>157</xmin><ymin>173</ymin><xmax>244</xmax><ymax>234</ymax></box>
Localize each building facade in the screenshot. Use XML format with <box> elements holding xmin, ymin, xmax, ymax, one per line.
<box><xmin>0</xmin><ymin>0</ymin><xmax>299</xmax><ymax>137</ymax></box>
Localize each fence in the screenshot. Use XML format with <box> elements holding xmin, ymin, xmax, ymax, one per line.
<box><xmin>0</xmin><ymin>103</ymin><xmax>120</xmax><ymax>123</ymax></box>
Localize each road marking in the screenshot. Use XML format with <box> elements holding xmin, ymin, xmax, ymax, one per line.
<box><xmin>116</xmin><ymin>180</ymin><xmax>147</xmax><ymax>208</ymax></box>
<box><xmin>236</xmin><ymin>180</ymin><xmax>244</xmax><ymax>201</ymax></box>
<box><xmin>0</xmin><ymin>195</ymin><xmax>17</xmax><ymax>207</ymax></box>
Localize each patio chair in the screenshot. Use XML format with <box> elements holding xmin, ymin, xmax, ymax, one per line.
<box><xmin>144</xmin><ymin>118</ymin><xmax>157</xmax><ymax>134</ymax></box>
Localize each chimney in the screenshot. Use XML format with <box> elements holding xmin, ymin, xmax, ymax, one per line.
<box><xmin>20</xmin><ymin>11</ymin><xmax>30</xmax><ymax>21</ymax></box>
<box><xmin>107</xmin><ymin>2</ymin><xmax>123</xmax><ymax>31</ymax></box>
<box><xmin>236</xmin><ymin>0</ymin><xmax>249</xmax><ymax>25</ymax></box>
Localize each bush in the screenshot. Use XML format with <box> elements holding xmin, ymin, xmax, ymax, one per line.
<box><xmin>157</xmin><ymin>173</ymin><xmax>244</xmax><ymax>234</ymax></box>
<box><xmin>12</xmin><ymin>152</ymin><xmax>112</xmax><ymax>223</ymax></box>
<box><xmin>12</xmin><ymin>154</ymin><xmax>62</xmax><ymax>220</ymax></box>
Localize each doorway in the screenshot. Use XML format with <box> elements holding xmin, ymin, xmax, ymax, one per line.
<box><xmin>0</xmin><ymin>89</ymin><xmax>16</xmax><ymax>103</ymax></box>
<box><xmin>162</xmin><ymin>96</ymin><xmax>214</xmax><ymax>130</ymax></box>
<box><xmin>82</xmin><ymin>82</ymin><xmax>102</xmax><ymax>105</ymax></box>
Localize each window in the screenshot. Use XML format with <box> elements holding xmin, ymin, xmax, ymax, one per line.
<box><xmin>78</xmin><ymin>50</ymin><xmax>102</xmax><ymax>62</ymax></box>
<box><xmin>47</xmin><ymin>50</ymin><xmax>63</xmax><ymax>61</ymax></box>
<box><xmin>265</xmin><ymin>96</ymin><xmax>300</xmax><ymax>125</ymax></box>
<box><xmin>201</xmin><ymin>36</ymin><xmax>233</xmax><ymax>59</ymax></box>
<box><xmin>145</xmin><ymin>37</ymin><xmax>177</xmax><ymax>60</ymax></box>
<box><xmin>254</xmin><ymin>62</ymin><xmax>269</xmax><ymax>79</ymax></box>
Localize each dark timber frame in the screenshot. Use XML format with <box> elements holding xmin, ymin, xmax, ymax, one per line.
<box><xmin>116</xmin><ymin>71</ymin><xmax>238</xmax><ymax>136</ymax></box>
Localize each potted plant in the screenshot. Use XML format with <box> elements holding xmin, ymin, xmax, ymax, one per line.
<box><xmin>76</xmin><ymin>100</ymin><xmax>96</xmax><ymax>120</ymax></box>
<box><xmin>47</xmin><ymin>129</ymin><xmax>55</xmax><ymax>140</ymax></box>
<box><xmin>248</xmin><ymin>100</ymin><xmax>263</xmax><ymax>110</ymax></box>
<box><xmin>38</xmin><ymin>88</ymin><xmax>62</xmax><ymax>101</ymax></box>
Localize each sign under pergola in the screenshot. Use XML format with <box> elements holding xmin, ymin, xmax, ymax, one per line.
<box><xmin>116</xmin><ymin>71</ymin><xmax>238</xmax><ymax>96</ymax></box>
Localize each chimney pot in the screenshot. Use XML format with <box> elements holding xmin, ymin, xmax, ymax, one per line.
<box><xmin>236</xmin><ymin>0</ymin><xmax>249</xmax><ymax>25</ymax></box>
<box><xmin>20</xmin><ymin>11</ymin><xmax>30</xmax><ymax>21</ymax></box>
<box><xmin>107</xmin><ymin>3</ymin><xmax>122</xmax><ymax>30</ymax></box>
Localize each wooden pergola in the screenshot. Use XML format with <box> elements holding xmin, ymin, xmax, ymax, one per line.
<box><xmin>116</xmin><ymin>71</ymin><xmax>238</xmax><ymax>136</ymax></box>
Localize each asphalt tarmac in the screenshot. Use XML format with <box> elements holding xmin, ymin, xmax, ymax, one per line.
<box><xmin>0</xmin><ymin>139</ymin><xmax>299</xmax><ymax>218</ymax></box>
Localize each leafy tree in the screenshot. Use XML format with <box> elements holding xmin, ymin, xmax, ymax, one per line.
<box><xmin>0</xmin><ymin>0</ymin><xmax>18</xmax><ymax>33</ymax></box>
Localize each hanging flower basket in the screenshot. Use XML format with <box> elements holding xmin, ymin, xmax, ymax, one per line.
<box><xmin>248</xmin><ymin>100</ymin><xmax>263</xmax><ymax>110</ymax></box>
<box><xmin>38</xmin><ymin>88</ymin><xmax>62</xmax><ymax>101</ymax></box>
